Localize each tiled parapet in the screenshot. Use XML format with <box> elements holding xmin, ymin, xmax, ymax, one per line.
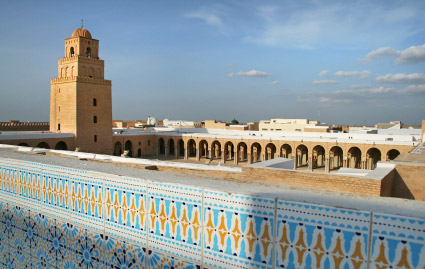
<box><xmin>276</xmin><ymin>200</ymin><xmax>371</xmax><ymax>268</ymax></box>
<box><xmin>104</xmin><ymin>175</ymin><xmax>147</xmax><ymax>245</ymax></box>
<box><xmin>370</xmin><ymin>213</ymin><xmax>425</xmax><ymax>268</ymax></box>
<box><xmin>203</xmin><ymin>190</ymin><xmax>275</xmax><ymax>268</ymax></box>
<box><xmin>69</xmin><ymin>171</ymin><xmax>104</xmax><ymax>230</ymax></box>
<box><xmin>148</xmin><ymin>182</ymin><xmax>203</xmax><ymax>263</ymax></box>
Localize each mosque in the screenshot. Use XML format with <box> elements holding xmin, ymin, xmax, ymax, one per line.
<box><xmin>0</xmin><ymin>26</ymin><xmax>425</xmax><ymax>268</ymax></box>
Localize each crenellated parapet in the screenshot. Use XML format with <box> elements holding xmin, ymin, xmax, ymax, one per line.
<box><xmin>58</xmin><ymin>55</ymin><xmax>103</xmax><ymax>65</ymax></box>
<box><xmin>51</xmin><ymin>76</ymin><xmax>111</xmax><ymax>85</ymax></box>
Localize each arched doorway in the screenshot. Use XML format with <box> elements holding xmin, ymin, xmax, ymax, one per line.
<box><xmin>348</xmin><ymin>147</ymin><xmax>361</xmax><ymax>169</ymax></box>
<box><xmin>168</xmin><ymin>139</ymin><xmax>175</xmax><ymax>156</ymax></box>
<box><xmin>178</xmin><ymin>139</ymin><xmax>184</xmax><ymax>157</ymax></box>
<box><xmin>296</xmin><ymin>144</ymin><xmax>308</xmax><ymax>168</ymax></box>
<box><xmin>281</xmin><ymin>144</ymin><xmax>292</xmax><ymax>159</ymax></box>
<box><xmin>237</xmin><ymin>142</ymin><xmax>248</xmax><ymax>163</ymax></box>
<box><xmin>211</xmin><ymin>141</ymin><xmax>221</xmax><ymax>160</ymax></box>
<box><xmin>224</xmin><ymin>141</ymin><xmax>234</xmax><ymax>162</ymax></box>
<box><xmin>125</xmin><ymin>140</ymin><xmax>133</xmax><ymax>157</ymax></box>
<box><xmin>329</xmin><ymin>146</ymin><xmax>343</xmax><ymax>170</ymax></box>
<box><xmin>366</xmin><ymin>148</ymin><xmax>381</xmax><ymax>170</ymax></box>
<box><xmin>265</xmin><ymin>143</ymin><xmax>276</xmax><ymax>160</ymax></box>
<box><xmin>114</xmin><ymin>142</ymin><xmax>122</xmax><ymax>156</ymax></box>
<box><xmin>187</xmin><ymin>139</ymin><xmax>196</xmax><ymax>158</ymax></box>
<box><xmin>36</xmin><ymin>142</ymin><xmax>50</xmax><ymax>149</ymax></box>
<box><xmin>312</xmin><ymin>145</ymin><xmax>325</xmax><ymax>169</ymax></box>
<box><xmin>158</xmin><ymin>138</ymin><xmax>165</xmax><ymax>155</ymax></box>
<box><xmin>199</xmin><ymin>140</ymin><xmax>208</xmax><ymax>159</ymax></box>
<box><xmin>387</xmin><ymin>149</ymin><xmax>400</xmax><ymax>161</ymax></box>
<box><xmin>251</xmin><ymin>143</ymin><xmax>262</xmax><ymax>163</ymax></box>
<box><xmin>54</xmin><ymin>141</ymin><xmax>68</xmax><ymax>150</ymax></box>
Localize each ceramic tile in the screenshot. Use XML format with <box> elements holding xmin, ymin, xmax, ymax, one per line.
<box><xmin>148</xmin><ymin>182</ymin><xmax>203</xmax><ymax>263</ymax></box>
<box><xmin>276</xmin><ymin>200</ymin><xmax>370</xmax><ymax>269</ymax></box>
<box><xmin>67</xmin><ymin>223</ymin><xmax>105</xmax><ymax>268</ymax></box>
<box><xmin>148</xmin><ymin>248</ymin><xmax>201</xmax><ymax>269</ymax></box>
<box><xmin>203</xmin><ymin>190</ymin><xmax>275</xmax><ymax>269</ymax></box>
<box><xmin>42</xmin><ymin>171</ymin><xmax>70</xmax><ymax>221</ymax></box>
<box><xmin>0</xmin><ymin>202</ymin><xmax>17</xmax><ymax>247</ymax></box>
<box><xmin>18</xmin><ymin>167</ymin><xmax>42</xmax><ymax>212</ymax></box>
<box><xmin>42</xmin><ymin>216</ymin><xmax>70</xmax><ymax>267</ymax></box>
<box><xmin>104</xmin><ymin>175</ymin><xmax>147</xmax><ymax>245</ymax></box>
<box><xmin>370</xmin><ymin>213</ymin><xmax>425</xmax><ymax>268</ymax></box>
<box><xmin>69</xmin><ymin>173</ymin><xmax>103</xmax><ymax>231</ymax></box>
<box><xmin>21</xmin><ymin>209</ymin><xmax>41</xmax><ymax>257</ymax></box>
<box><xmin>104</xmin><ymin>234</ymin><xmax>147</xmax><ymax>268</ymax></box>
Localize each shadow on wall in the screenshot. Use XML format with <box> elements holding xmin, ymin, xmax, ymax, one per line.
<box><xmin>391</xmin><ymin>169</ymin><xmax>415</xmax><ymax>200</ymax></box>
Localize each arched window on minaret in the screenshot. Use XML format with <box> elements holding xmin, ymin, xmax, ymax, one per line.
<box><xmin>88</xmin><ymin>67</ymin><xmax>94</xmax><ymax>78</ymax></box>
<box><xmin>86</xmin><ymin>47</ymin><xmax>92</xmax><ymax>58</ymax></box>
<box><xmin>70</xmin><ymin>47</ymin><xmax>75</xmax><ymax>57</ymax></box>
<box><xmin>65</xmin><ymin>67</ymin><xmax>69</xmax><ymax>77</ymax></box>
<box><xmin>71</xmin><ymin>66</ymin><xmax>74</xmax><ymax>77</ymax></box>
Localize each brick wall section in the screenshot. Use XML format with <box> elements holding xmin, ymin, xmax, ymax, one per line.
<box><xmin>380</xmin><ymin>169</ymin><xmax>394</xmax><ymax>197</ymax></box>
<box><xmin>81</xmin><ymin>157</ymin><xmax>384</xmax><ymax>196</ymax></box>
<box><xmin>241</xmin><ymin>167</ymin><xmax>382</xmax><ymax>196</ymax></box>
<box><xmin>393</xmin><ymin>163</ymin><xmax>425</xmax><ymax>201</ymax></box>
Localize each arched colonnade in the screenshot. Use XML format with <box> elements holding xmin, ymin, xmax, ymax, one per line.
<box><xmin>152</xmin><ymin>136</ymin><xmax>402</xmax><ymax>171</ymax></box>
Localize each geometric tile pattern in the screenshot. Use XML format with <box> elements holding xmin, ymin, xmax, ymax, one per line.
<box><xmin>370</xmin><ymin>213</ymin><xmax>425</xmax><ymax>268</ymax></box>
<box><xmin>148</xmin><ymin>182</ymin><xmax>202</xmax><ymax>263</ymax></box>
<box><xmin>276</xmin><ymin>200</ymin><xmax>370</xmax><ymax>268</ymax></box>
<box><xmin>203</xmin><ymin>190</ymin><xmax>275</xmax><ymax>268</ymax></box>
<box><xmin>1</xmin><ymin>157</ymin><xmax>425</xmax><ymax>268</ymax></box>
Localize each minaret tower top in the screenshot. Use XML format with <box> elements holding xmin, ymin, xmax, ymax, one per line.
<box><xmin>65</xmin><ymin>25</ymin><xmax>98</xmax><ymax>59</ymax></box>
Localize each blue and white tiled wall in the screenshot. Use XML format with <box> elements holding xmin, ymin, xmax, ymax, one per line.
<box><xmin>0</xmin><ymin>157</ymin><xmax>424</xmax><ymax>268</ymax></box>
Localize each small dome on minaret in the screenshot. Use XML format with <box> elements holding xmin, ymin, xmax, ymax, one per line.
<box><xmin>71</xmin><ymin>28</ymin><xmax>92</xmax><ymax>39</ymax></box>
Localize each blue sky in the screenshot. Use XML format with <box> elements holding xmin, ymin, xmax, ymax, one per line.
<box><xmin>0</xmin><ymin>0</ymin><xmax>424</xmax><ymax>125</ymax></box>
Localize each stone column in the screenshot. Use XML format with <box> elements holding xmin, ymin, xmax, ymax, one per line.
<box><xmin>165</xmin><ymin>146</ymin><xmax>169</xmax><ymax>157</ymax></box>
<box><xmin>175</xmin><ymin>147</ymin><xmax>178</xmax><ymax>158</ymax></box>
<box><xmin>247</xmin><ymin>152</ymin><xmax>252</xmax><ymax>164</ymax></box>
<box><xmin>234</xmin><ymin>150</ymin><xmax>238</xmax><ymax>165</ymax></box>
<box><xmin>196</xmin><ymin>148</ymin><xmax>200</xmax><ymax>161</ymax></box>
<box><xmin>184</xmin><ymin>148</ymin><xmax>188</xmax><ymax>160</ymax></box>
<box><xmin>208</xmin><ymin>148</ymin><xmax>212</xmax><ymax>159</ymax></box>
<box><xmin>293</xmin><ymin>156</ymin><xmax>297</xmax><ymax>170</ymax></box>
<box><xmin>325</xmin><ymin>158</ymin><xmax>330</xmax><ymax>173</ymax></box>
<box><xmin>221</xmin><ymin>150</ymin><xmax>225</xmax><ymax>163</ymax></box>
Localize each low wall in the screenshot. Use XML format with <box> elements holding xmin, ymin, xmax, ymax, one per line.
<box><xmin>392</xmin><ymin>162</ymin><xmax>425</xmax><ymax>200</ymax></box>
<box><xmin>0</xmin><ymin>157</ymin><xmax>424</xmax><ymax>268</ymax></box>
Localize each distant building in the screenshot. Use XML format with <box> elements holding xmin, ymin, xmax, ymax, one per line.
<box><xmin>162</xmin><ymin>119</ymin><xmax>202</xmax><ymax>128</ymax></box>
<box><xmin>259</xmin><ymin>118</ymin><xmax>328</xmax><ymax>132</ymax></box>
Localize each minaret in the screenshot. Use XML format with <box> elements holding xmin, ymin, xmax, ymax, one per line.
<box><xmin>50</xmin><ymin>26</ymin><xmax>113</xmax><ymax>154</ymax></box>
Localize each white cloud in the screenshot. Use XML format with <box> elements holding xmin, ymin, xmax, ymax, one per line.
<box><xmin>267</xmin><ymin>80</ymin><xmax>279</xmax><ymax>85</ymax></box>
<box><xmin>319</xmin><ymin>97</ymin><xmax>353</xmax><ymax>104</ymax></box>
<box><xmin>319</xmin><ymin>70</ymin><xmax>328</xmax><ymax>77</ymax></box>
<box><xmin>376</xmin><ymin>73</ymin><xmax>425</xmax><ymax>84</ymax></box>
<box><xmin>312</xmin><ymin>80</ymin><xmax>339</xmax><ymax>85</ymax></box>
<box><xmin>246</xmin><ymin>3</ymin><xmax>424</xmax><ymax>49</ymax></box>
<box><xmin>228</xmin><ymin>70</ymin><xmax>272</xmax><ymax>78</ymax></box>
<box><xmin>334</xmin><ymin>70</ymin><xmax>371</xmax><ymax>79</ymax></box>
<box><xmin>186</xmin><ymin>11</ymin><xmax>223</xmax><ymax>27</ymax></box>
<box><xmin>399</xmin><ymin>84</ymin><xmax>425</xmax><ymax>94</ymax></box>
<box><xmin>398</xmin><ymin>44</ymin><xmax>425</xmax><ymax>64</ymax></box>
<box><xmin>363</xmin><ymin>44</ymin><xmax>425</xmax><ymax>64</ymax></box>
<box><xmin>297</xmin><ymin>96</ymin><xmax>312</xmax><ymax>103</ymax></box>
<box><xmin>363</xmin><ymin>47</ymin><xmax>400</xmax><ymax>62</ymax></box>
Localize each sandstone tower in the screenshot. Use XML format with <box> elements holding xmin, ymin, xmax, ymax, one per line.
<box><xmin>50</xmin><ymin>27</ymin><xmax>112</xmax><ymax>154</ymax></box>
